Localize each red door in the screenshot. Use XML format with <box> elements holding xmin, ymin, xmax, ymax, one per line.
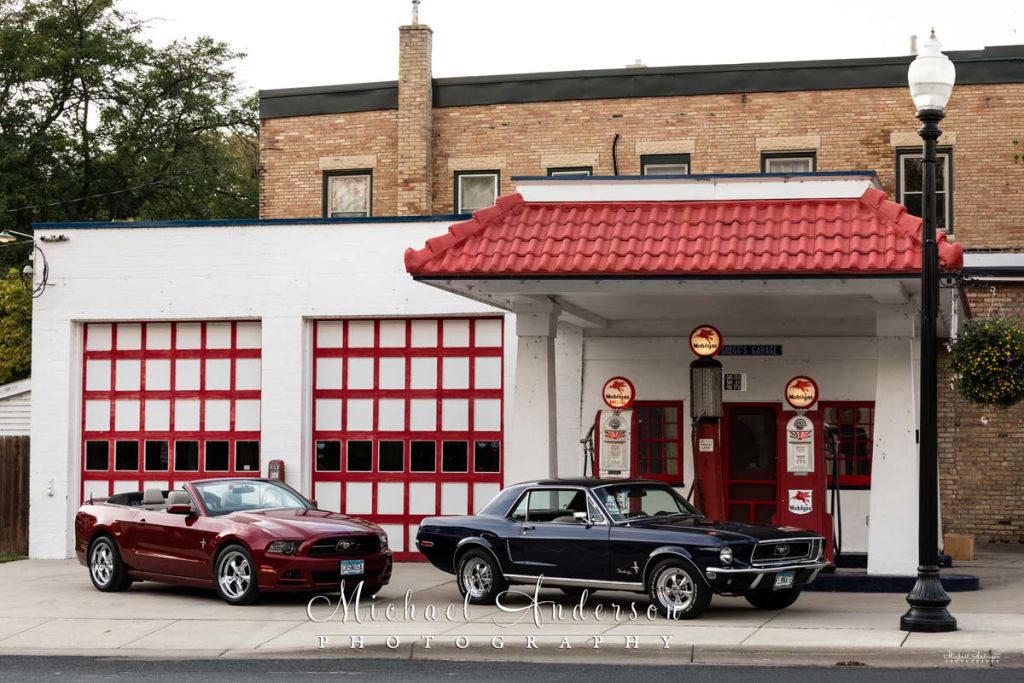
<box><xmin>722</xmin><ymin>403</ymin><xmax>780</xmax><ymax>525</ymax></box>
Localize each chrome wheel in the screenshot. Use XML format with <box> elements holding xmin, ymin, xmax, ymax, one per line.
<box><xmin>90</xmin><ymin>542</ymin><xmax>114</xmax><ymax>587</ymax></box>
<box><xmin>461</xmin><ymin>557</ymin><xmax>493</xmax><ymax>599</ymax></box>
<box><xmin>218</xmin><ymin>551</ymin><xmax>252</xmax><ymax>600</ymax></box>
<box><xmin>656</xmin><ymin>567</ymin><xmax>695</xmax><ymax>612</ymax></box>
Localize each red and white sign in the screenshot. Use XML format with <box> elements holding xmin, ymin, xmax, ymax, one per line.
<box><xmin>784</xmin><ymin>375</ymin><xmax>819</xmax><ymax>410</ymax></box>
<box><xmin>601</xmin><ymin>376</ymin><xmax>636</xmax><ymax>410</ymax></box>
<box><xmin>788</xmin><ymin>489</ymin><xmax>813</xmax><ymax>515</ymax></box>
<box><xmin>689</xmin><ymin>325</ymin><xmax>723</xmax><ymax>358</ymax></box>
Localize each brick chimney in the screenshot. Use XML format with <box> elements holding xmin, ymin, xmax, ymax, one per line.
<box><xmin>397</xmin><ymin>22</ymin><xmax>433</xmax><ymax>215</ymax></box>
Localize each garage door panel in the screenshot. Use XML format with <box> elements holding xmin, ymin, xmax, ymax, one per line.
<box><xmin>312</xmin><ymin>317</ymin><xmax>503</xmax><ymax>561</ymax></box>
<box><xmin>81</xmin><ymin>321</ymin><xmax>262</xmax><ymax>499</ymax></box>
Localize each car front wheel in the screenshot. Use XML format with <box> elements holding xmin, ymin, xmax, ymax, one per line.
<box><xmin>456</xmin><ymin>549</ymin><xmax>508</xmax><ymax>605</ymax></box>
<box><xmin>745</xmin><ymin>589</ymin><xmax>802</xmax><ymax>610</ymax></box>
<box><xmin>648</xmin><ymin>559</ymin><xmax>711</xmax><ymax>619</ymax></box>
<box><xmin>214</xmin><ymin>544</ymin><xmax>259</xmax><ymax>605</ymax></box>
<box><xmin>88</xmin><ymin>536</ymin><xmax>133</xmax><ymax>592</ymax></box>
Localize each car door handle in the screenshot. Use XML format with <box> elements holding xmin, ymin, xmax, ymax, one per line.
<box><xmin>138</xmin><ymin>518</ymin><xmax>147</xmax><ymax>526</ymax></box>
<box><xmin>522</xmin><ymin>525</ymin><xmax>535</xmax><ymax>532</ymax></box>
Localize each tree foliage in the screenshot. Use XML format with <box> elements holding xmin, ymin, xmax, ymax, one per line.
<box><xmin>0</xmin><ymin>269</ymin><xmax>31</xmax><ymax>384</ymax></box>
<box><xmin>0</xmin><ymin>0</ymin><xmax>258</xmax><ymax>382</ymax></box>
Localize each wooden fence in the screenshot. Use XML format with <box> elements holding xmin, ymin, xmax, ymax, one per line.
<box><xmin>0</xmin><ymin>436</ymin><xmax>30</xmax><ymax>555</ymax></box>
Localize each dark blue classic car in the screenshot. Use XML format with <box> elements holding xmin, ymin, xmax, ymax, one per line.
<box><xmin>416</xmin><ymin>478</ymin><xmax>827</xmax><ymax>619</ymax></box>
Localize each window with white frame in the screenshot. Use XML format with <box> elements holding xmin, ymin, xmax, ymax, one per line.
<box><xmin>762</xmin><ymin>152</ymin><xmax>816</xmax><ymax>173</ymax></box>
<box><xmin>455</xmin><ymin>171</ymin><xmax>499</xmax><ymax>213</ymax></box>
<box><xmin>896</xmin><ymin>148</ymin><xmax>952</xmax><ymax>231</ymax></box>
<box><xmin>547</xmin><ymin>167</ymin><xmax>592</xmax><ymax>177</ymax></box>
<box><xmin>324</xmin><ymin>171</ymin><xmax>371</xmax><ymax>218</ymax></box>
<box><xmin>640</xmin><ymin>154</ymin><xmax>690</xmax><ymax>176</ymax></box>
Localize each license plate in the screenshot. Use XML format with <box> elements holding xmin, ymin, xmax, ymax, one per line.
<box><xmin>773</xmin><ymin>571</ymin><xmax>795</xmax><ymax>590</ymax></box>
<box><xmin>339</xmin><ymin>559</ymin><xmax>364</xmax><ymax>576</ymax></box>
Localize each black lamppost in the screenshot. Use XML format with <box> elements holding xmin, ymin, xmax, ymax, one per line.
<box><xmin>901</xmin><ymin>30</ymin><xmax>958</xmax><ymax>633</ymax></box>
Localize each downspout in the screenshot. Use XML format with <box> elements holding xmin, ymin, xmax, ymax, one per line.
<box><xmin>611</xmin><ymin>133</ymin><xmax>620</xmax><ymax>175</ymax></box>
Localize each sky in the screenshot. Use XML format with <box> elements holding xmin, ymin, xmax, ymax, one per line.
<box><xmin>120</xmin><ymin>0</ymin><xmax>1022</xmax><ymax>92</ymax></box>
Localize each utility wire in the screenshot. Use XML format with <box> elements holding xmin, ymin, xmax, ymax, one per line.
<box><xmin>2</xmin><ymin>172</ymin><xmax>198</xmax><ymax>214</ymax></box>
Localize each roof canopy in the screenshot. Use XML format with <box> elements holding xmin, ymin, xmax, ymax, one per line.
<box><xmin>405</xmin><ymin>188</ymin><xmax>963</xmax><ymax>279</ymax></box>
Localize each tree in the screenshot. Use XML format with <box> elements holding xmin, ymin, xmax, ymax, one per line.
<box><xmin>0</xmin><ymin>0</ymin><xmax>258</xmax><ymax>382</ymax></box>
<box><xmin>0</xmin><ymin>269</ymin><xmax>31</xmax><ymax>384</ymax></box>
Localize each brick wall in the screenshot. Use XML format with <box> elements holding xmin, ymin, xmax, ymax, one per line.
<box><xmin>260</xmin><ymin>81</ymin><xmax>1024</xmax><ymax>249</ymax></box>
<box><xmin>939</xmin><ymin>283</ymin><xmax>1024</xmax><ymax>543</ymax></box>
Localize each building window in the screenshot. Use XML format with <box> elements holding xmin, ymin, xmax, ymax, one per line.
<box><xmin>455</xmin><ymin>171</ymin><xmax>499</xmax><ymax>213</ymax></box>
<box><xmin>896</xmin><ymin>148</ymin><xmax>952</xmax><ymax>232</ymax></box>
<box><xmin>640</xmin><ymin>154</ymin><xmax>690</xmax><ymax>176</ymax></box>
<box><xmin>547</xmin><ymin>167</ymin><xmax>592</xmax><ymax>177</ymax></box>
<box><xmin>821</xmin><ymin>403</ymin><xmax>874</xmax><ymax>488</ymax></box>
<box><xmin>633</xmin><ymin>402</ymin><xmax>684</xmax><ymax>484</ymax></box>
<box><xmin>323</xmin><ymin>171</ymin><xmax>372</xmax><ymax>218</ymax></box>
<box><xmin>761</xmin><ymin>152</ymin><xmax>816</xmax><ymax>173</ymax></box>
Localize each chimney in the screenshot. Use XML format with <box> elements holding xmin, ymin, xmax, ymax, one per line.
<box><xmin>397</xmin><ymin>17</ymin><xmax>433</xmax><ymax>215</ymax></box>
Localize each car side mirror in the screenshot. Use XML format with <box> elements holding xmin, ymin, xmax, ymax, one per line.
<box><xmin>573</xmin><ymin>511</ymin><xmax>590</xmax><ymax>524</ymax></box>
<box><xmin>167</xmin><ymin>503</ymin><xmax>193</xmax><ymax>515</ymax></box>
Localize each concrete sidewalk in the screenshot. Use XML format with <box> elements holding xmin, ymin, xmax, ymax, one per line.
<box><xmin>0</xmin><ymin>544</ymin><xmax>1021</xmax><ymax>668</ymax></box>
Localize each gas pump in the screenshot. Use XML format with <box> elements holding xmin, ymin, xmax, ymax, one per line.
<box><xmin>593</xmin><ymin>376</ymin><xmax>636</xmax><ymax>479</ymax></box>
<box><xmin>775</xmin><ymin>376</ymin><xmax>834</xmax><ymax>564</ymax></box>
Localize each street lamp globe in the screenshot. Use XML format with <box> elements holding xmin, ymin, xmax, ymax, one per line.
<box><xmin>908</xmin><ymin>30</ymin><xmax>956</xmax><ymax>114</ymax></box>
<box><xmin>0</xmin><ymin>230</ymin><xmax>18</xmax><ymax>244</ymax></box>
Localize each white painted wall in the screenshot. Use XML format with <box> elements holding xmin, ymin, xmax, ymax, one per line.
<box><xmin>0</xmin><ymin>380</ymin><xmax>31</xmax><ymax>436</ymax></box>
<box><xmin>573</xmin><ymin>335</ymin><xmax>880</xmax><ymax>553</ymax></box>
<box><xmin>29</xmin><ymin>221</ymin><xmax>513</xmax><ymax>559</ymax></box>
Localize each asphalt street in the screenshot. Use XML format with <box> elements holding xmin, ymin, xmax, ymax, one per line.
<box><xmin>0</xmin><ymin>657</ymin><xmax>1017</xmax><ymax>682</ymax></box>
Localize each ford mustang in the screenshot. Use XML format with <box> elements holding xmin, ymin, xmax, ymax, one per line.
<box><xmin>75</xmin><ymin>478</ymin><xmax>391</xmax><ymax>604</ymax></box>
<box><xmin>415</xmin><ymin>478</ymin><xmax>826</xmax><ymax>619</ymax></box>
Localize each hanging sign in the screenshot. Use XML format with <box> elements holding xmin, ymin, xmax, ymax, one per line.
<box><xmin>689</xmin><ymin>325</ymin><xmax>723</xmax><ymax>358</ymax></box>
<box><xmin>601</xmin><ymin>376</ymin><xmax>636</xmax><ymax>410</ymax></box>
<box><xmin>784</xmin><ymin>375</ymin><xmax>819</xmax><ymax>410</ymax></box>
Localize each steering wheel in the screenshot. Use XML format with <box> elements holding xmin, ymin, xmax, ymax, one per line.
<box><xmin>653</xmin><ymin>510</ymin><xmax>674</xmax><ymax>517</ymax></box>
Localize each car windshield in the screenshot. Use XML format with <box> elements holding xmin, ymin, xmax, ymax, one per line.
<box><xmin>194</xmin><ymin>480</ymin><xmax>309</xmax><ymax>516</ymax></box>
<box><xmin>596</xmin><ymin>482</ymin><xmax>701</xmax><ymax>523</ymax></box>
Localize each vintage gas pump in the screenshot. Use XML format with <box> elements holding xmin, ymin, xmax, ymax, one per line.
<box><xmin>267</xmin><ymin>459</ymin><xmax>285</xmax><ymax>481</ymax></box>
<box><xmin>594</xmin><ymin>376</ymin><xmax>636</xmax><ymax>479</ymax></box>
<box><xmin>688</xmin><ymin>325</ymin><xmax>725</xmax><ymax>519</ymax></box>
<box><xmin>775</xmin><ymin>376</ymin><xmax>834</xmax><ymax>564</ymax></box>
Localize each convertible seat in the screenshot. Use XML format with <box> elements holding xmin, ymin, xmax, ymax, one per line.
<box><xmin>167</xmin><ymin>490</ymin><xmax>192</xmax><ymax>507</ymax></box>
<box><xmin>141</xmin><ymin>488</ymin><xmax>166</xmax><ymax>510</ymax></box>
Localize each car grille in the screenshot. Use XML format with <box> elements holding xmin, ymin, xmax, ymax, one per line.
<box><xmin>308</xmin><ymin>535</ymin><xmax>380</xmax><ymax>556</ymax></box>
<box><xmin>751</xmin><ymin>539</ymin><xmax>817</xmax><ymax>566</ymax></box>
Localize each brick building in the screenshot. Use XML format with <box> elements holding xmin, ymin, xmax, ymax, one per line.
<box><xmin>257</xmin><ymin>21</ymin><xmax>1024</xmax><ymax>546</ymax></box>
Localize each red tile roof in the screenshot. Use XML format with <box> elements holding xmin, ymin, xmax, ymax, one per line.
<box><xmin>404</xmin><ymin>188</ymin><xmax>963</xmax><ymax>277</ymax></box>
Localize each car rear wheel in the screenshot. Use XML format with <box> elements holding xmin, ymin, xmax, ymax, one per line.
<box><xmin>88</xmin><ymin>536</ymin><xmax>133</xmax><ymax>592</ymax></box>
<box><xmin>214</xmin><ymin>544</ymin><xmax>259</xmax><ymax>605</ymax></box>
<box><xmin>648</xmin><ymin>559</ymin><xmax>711</xmax><ymax>619</ymax></box>
<box><xmin>456</xmin><ymin>549</ymin><xmax>508</xmax><ymax>605</ymax></box>
<box><xmin>745</xmin><ymin>589</ymin><xmax>802</xmax><ymax>610</ymax></box>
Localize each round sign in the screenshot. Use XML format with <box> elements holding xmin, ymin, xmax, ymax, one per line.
<box><xmin>784</xmin><ymin>376</ymin><xmax>819</xmax><ymax>410</ymax></box>
<box><xmin>601</xmin><ymin>376</ymin><xmax>636</xmax><ymax>410</ymax></box>
<box><xmin>689</xmin><ymin>325</ymin><xmax>723</xmax><ymax>358</ymax></box>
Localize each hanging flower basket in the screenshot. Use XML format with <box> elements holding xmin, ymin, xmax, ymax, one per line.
<box><xmin>949</xmin><ymin>318</ymin><xmax>1024</xmax><ymax>408</ymax></box>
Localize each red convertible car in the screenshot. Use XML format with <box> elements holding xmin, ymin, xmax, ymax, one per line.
<box><xmin>75</xmin><ymin>478</ymin><xmax>392</xmax><ymax>604</ymax></box>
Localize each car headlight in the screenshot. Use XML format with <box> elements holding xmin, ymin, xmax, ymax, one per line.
<box><xmin>719</xmin><ymin>547</ymin><xmax>733</xmax><ymax>566</ymax></box>
<box><xmin>378</xmin><ymin>532</ymin><xmax>389</xmax><ymax>550</ymax></box>
<box><xmin>266</xmin><ymin>540</ymin><xmax>300</xmax><ymax>555</ymax></box>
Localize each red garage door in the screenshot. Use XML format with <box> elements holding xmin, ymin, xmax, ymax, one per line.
<box><xmin>81</xmin><ymin>321</ymin><xmax>262</xmax><ymax>500</ymax></box>
<box><xmin>311</xmin><ymin>317</ymin><xmax>504</xmax><ymax>561</ymax></box>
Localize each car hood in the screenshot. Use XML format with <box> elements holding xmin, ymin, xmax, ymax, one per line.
<box><xmin>226</xmin><ymin>508</ymin><xmax>381</xmax><ymax>538</ymax></box>
<box><xmin>630</xmin><ymin>516</ymin><xmax>820</xmax><ymax>542</ymax></box>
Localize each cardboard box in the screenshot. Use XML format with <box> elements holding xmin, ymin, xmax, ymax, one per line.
<box><xmin>944</xmin><ymin>533</ymin><xmax>975</xmax><ymax>561</ymax></box>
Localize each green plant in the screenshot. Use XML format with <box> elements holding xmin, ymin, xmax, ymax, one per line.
<box><xmin>949</xmin><ymin>318</ymin><xmax>1024</xmax><ymax>408</ymax></box>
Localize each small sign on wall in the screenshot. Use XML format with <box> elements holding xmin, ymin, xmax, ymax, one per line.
<box><xmin>723</xmin><ymin>373</ymin><xmax>746</xmax><ymax>391</ymax></box>
<box><xmin>698</xmin><ymin>438</ymin><xmax>715</xmax><ymax>452</ymax></box>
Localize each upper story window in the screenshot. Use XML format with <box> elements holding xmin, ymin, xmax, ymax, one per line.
<box><xmin>641</xmin><ymin>154</ymin><xmax>690</xmax><ymax>176</ymax></box>
<box><xmin>821</xmin><ymin>403</ymin><xmax>874</xmax><ymax>489</ymax></box>
<box><xmin>547</xmin><ymin>167</ymin><xmax>592</xmax><ymax>177</ymax></box>
<box><xmin>455</xmin><ymin>171</ymin><xmax>499</xmax><ymax>213</ymax></box>
<box><xmin>896</xmin><ymin>148</ymin><xmax>952</xmax><ymax>232</ymax></box>
<box><xmin>761</xmin><ymin>152</ymin><xmax>816</xmax><ymax>173</ymax></box>
<box><xmin>323</xmin><ymin>171</ymin><xmax>371</xmax><ymax>218</ymax></box>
